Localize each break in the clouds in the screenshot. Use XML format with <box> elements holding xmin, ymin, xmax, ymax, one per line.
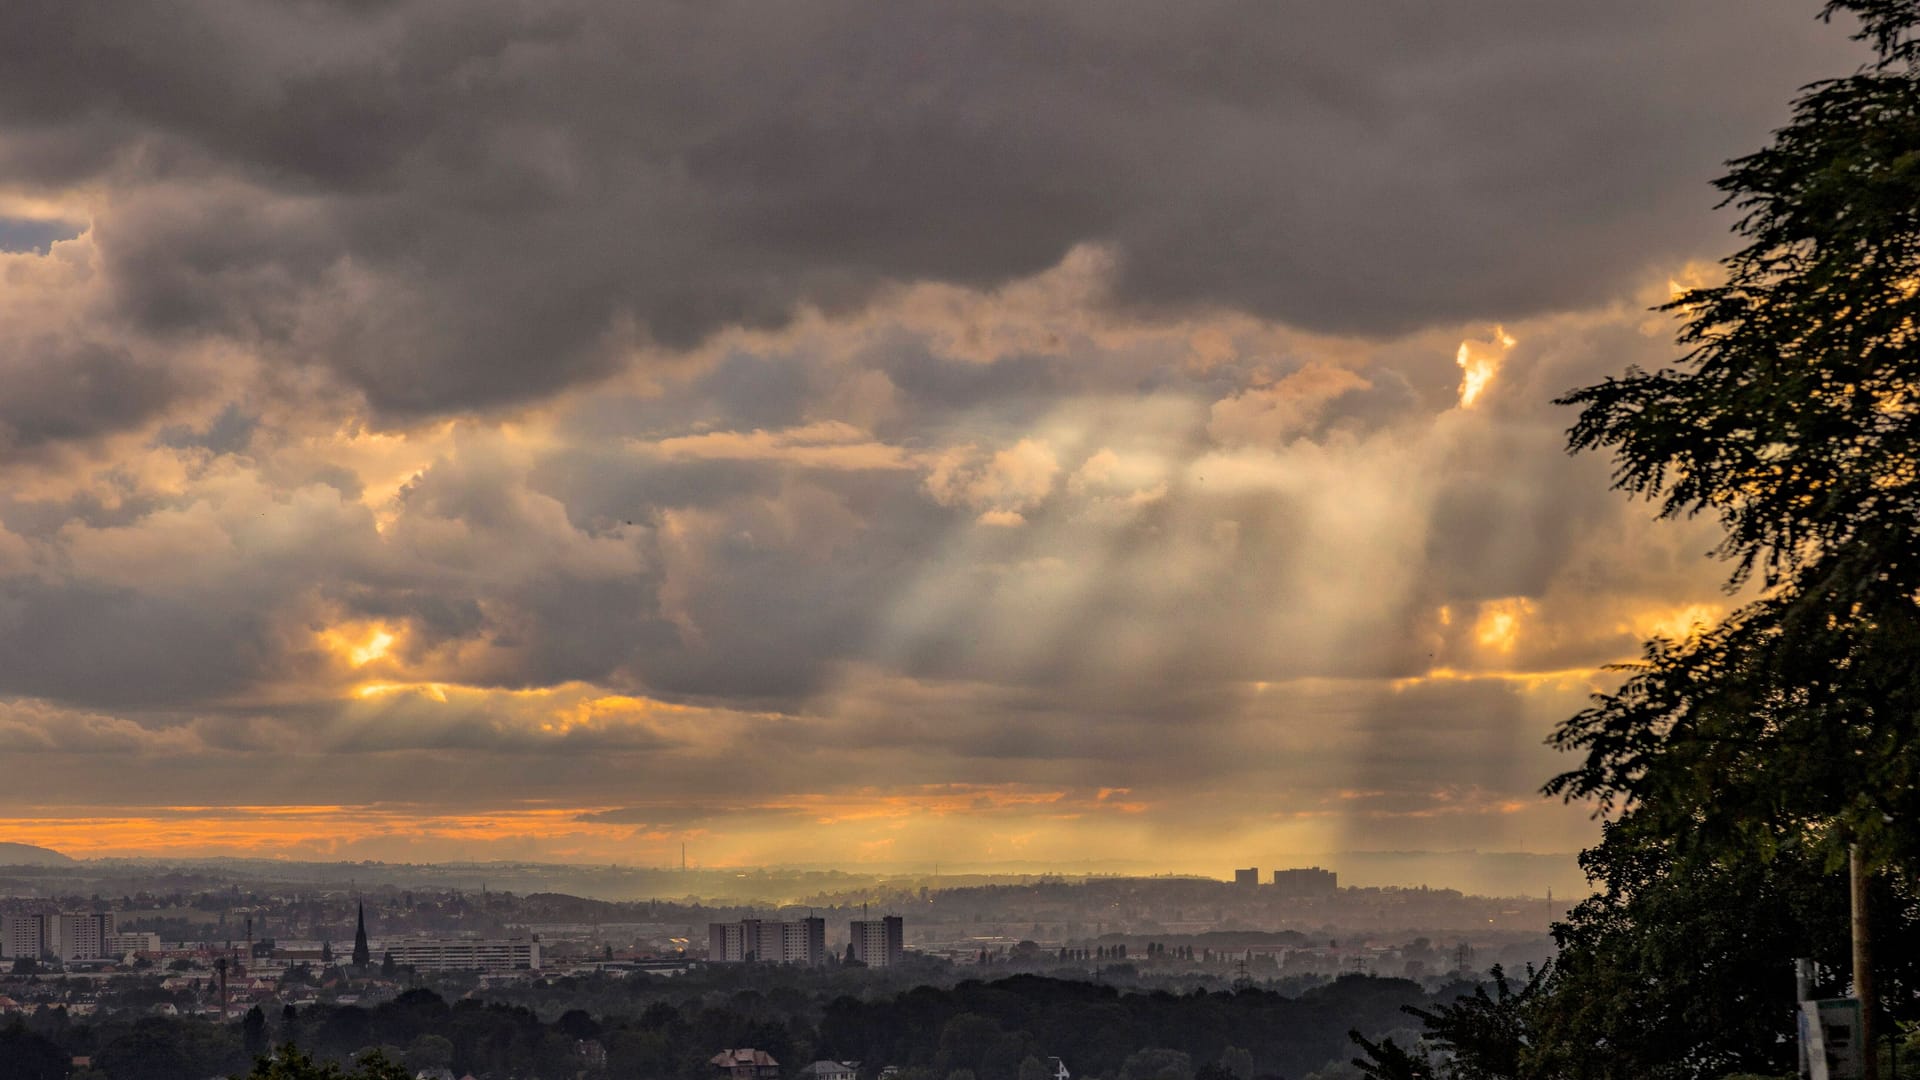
<box><xmin>0</xmin><ymin>2</ymin><xmax>1865</xmax><ymax>875</ymax></box>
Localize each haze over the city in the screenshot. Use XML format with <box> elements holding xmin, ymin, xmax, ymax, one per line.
<box><xmin>0</xmin><ymin>3</ymin><xmax>1871</xmax><ymax>871</ymax></box>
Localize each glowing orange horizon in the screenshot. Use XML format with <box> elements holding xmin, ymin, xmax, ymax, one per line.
<box><xmin>0</xmin><ymin>781</ymin><xmax>1587</xmax><ymax>868</ymax></box>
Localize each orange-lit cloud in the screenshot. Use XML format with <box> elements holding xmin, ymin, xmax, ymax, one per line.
<box><xmin>1474</xmin><ymin>597</ymin><xmax>1536</xmax><ymax>654</ymax></box>
<box><xmin>1455</xmin><ymin>326</ymin><xmax>1516</xmax><ymax>408</ymax></box>
<box><xmin>645</xmin><ymin>421</ymin><xmax>917</xmax><ymax>471</ymax></box>
<box><xmin>320</xmin><ymin>623</ymin><xmax>399</xmax><ymax>669</ymax></box>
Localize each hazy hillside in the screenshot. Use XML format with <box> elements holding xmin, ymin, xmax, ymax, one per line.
<box><xmin>0</xmin><ymin>842</ymin><xmax>73</xmax><ymax>866</ymax></box>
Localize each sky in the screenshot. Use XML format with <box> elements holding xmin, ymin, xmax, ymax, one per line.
<box><xmin>0</xmin><ymin>1</ymin><xmax>1875</xmax><ymax>877</ymax></box>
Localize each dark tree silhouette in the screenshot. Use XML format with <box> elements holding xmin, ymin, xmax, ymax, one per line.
<box><xmin>0</xmin><ymin>1023</ymin><xmax>66</xmax><ymax>1080</ymax></box>
<box><xmin>1550</xmin><ymin>0</ymin><xmax>1920</xmax><ymax>867</ymax></box>
<box><xmin>1532</xmin><ymin>1</ymin><xmax>1920</xmax><ymax>1074</ymax></box>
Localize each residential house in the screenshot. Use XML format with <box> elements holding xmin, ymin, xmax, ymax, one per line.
<box><xmin>712</xmin><ymin>1049</ymin><xmax>781</xmax><ymax>1080</ymax></box>
<box><xmin>799</xmin><ymin>1061</ymin><xmax>859</xmax><ymax>1080</ymax></box>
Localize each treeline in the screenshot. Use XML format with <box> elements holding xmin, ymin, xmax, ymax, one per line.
<box><xmin>0</xmin><ymin>969</ymin><xmax>1490</xmax><ymax>1080</ymax></box>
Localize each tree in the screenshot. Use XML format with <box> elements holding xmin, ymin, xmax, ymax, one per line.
<box><xmin>1407</xmin><ymin>967</ymin><xmax>1548</xmax><ymax>1080</ymax></box>
<box><xmin>1349</xmin><ymin>1031</ymin><xmax>1436</xmax><ymax>1080</ymax></box>
<box><xmin>244</xmin><ymin>1006</ymin><xmax>269</xmax><ymax>1057</ymax></box>
<box><xmin>1348</xmin><ymin>966</ymin><xmax>1547</xmax><ymax>1080</ymax></box>
<box><xmin>1523</xmin><ymin>819</ymin><xmax>1920</xmax><ymax>1080</ymax></box>
<box><xmin>234</xmin><ymin>1045</ymin><xmax>410</xmax><ymax>1080</ymax></box>
<box><xmin>936</xmin><ymin>1013</ymin><xmax>993</xmax><ymax>1074</ymax></box>
<box><xmin>1118</xmin><ymin>1049</ymin><xmax>1193</xmax><ymax>1080</ymax></box>
<box><xmin>555</xmin><ymin>1008</ymin><xmax>602</xmax><ymax>1040</ymax></box>
<box><xmin>0</xmin><ymin>1022</ymin><xmax>66</xmax><ymax>1080</ymax></box>
<box><xmin>403</xmin><ymin>1034</ymin><xmax>454</xmax><ymax>1073</ymax></box>
<box><xmin>98</xmin><ymin>1020</ymin><xmax>191</xmax><ymax>1080</ymax></box>
<box><xmin>1544</xmin><ymin>1</ymin><xmax>1920</xmax><ymax>1071</ymax></box>
<box><xmin>1551</xmin><ymin>0</ymin><xmax>1920</xmax><ymax>861</ymax></box>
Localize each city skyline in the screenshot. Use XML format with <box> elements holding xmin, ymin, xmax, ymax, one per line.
<box><xmin>0</xmin><ymin>3</ymin><xmax>1875</xmax><ymax>870</ymax></box>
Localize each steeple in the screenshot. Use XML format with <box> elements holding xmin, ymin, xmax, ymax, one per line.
<box><xmin>352</xmin><ymin>900</ymin><xmax>371</xmax><ymax>969</ymax></box>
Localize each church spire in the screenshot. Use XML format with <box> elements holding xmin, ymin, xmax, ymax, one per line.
<box><xmin>352</xmin><ymin>900</ymin><xmax>371</xmax><ymax>969</ymax></box>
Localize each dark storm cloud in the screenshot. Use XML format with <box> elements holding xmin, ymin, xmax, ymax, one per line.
<box><xmin>0</xmin><ymin>339</ymin><xmax>183</xmax><ymax>454</ymax></box>
<box><xmin>0</xmin><ymin>0</ymin><xmax>1864</xmax><ymax>415</ymax></box>
<box><xmin>0</xmin><ymin>579</ymin><xmax>272</xmax><ymax>707</ymax></box>
<box><xmin>631</xmin><ymin>475</ymin><xmax>958</xmax><ymax>702</ymax></box>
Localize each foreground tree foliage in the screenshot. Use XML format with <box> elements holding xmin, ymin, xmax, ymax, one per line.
<box><xmin>1542</xmin><ymin>0</ymin><xmax>1920</xmax><ymax>1062</ymax></box>
<box><xmin>1350</xmin><ymin>965</ymin><xmax>1548</xmax><ymax>1080</ymax></box>
<box><xmin>0</xmin><ymin>1021</ymin><xmax>68</xmax><ymax>1080</ymax></box>
<box><xmin>1533</xmin><ymin>819</ymin><xmax>1920</xmax><ymax>1079</ymax></box>
<box><xmin>1549</xmin><ymin>0</ymin><xmax>1920</xmax><ymax>863</ymax></box>
<box><xmin>0</xmin><ymin>969</ymin><xmax>1496</xmax><ymax>1080</ymax></box>
<box><xmin>1359</xmin><ymin>1</ymin><xmax>1920</xmax><ymax>1075</ymax></box>
<box><xmin>236</xmin><ymin>1047</ymin><xmax>408</xmax><ymax>1080</ymax></box>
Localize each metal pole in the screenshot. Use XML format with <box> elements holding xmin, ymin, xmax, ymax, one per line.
<box><xmin>1799</xmin><ymin>959</ymin><xmax>1817</xmax><ymax>1080</ymax></box>
<box><xmin>1852</xmin><ymin>843</ymin><xmax>1877</xmax><ymax>1080</ymax></box>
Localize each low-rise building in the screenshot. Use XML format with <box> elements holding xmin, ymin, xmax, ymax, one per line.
<box><xmin>105</xmin><ymin>932</ymin><xmax>161</xmax><ymax>957</ymax></box>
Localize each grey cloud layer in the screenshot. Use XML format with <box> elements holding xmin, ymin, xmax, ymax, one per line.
<box><xmin>0</xmin><ymin>0</ymin><xmax>1863</xmax><ymax>419</ymax></box>
<box><xmin>0</xmin><ymin>2</ymin><xmax>1842</xmax><ymax>855</ymax></box>
<box><xmin>0</xmin><ymin>274</ymin><xmax>1725</xmax><ymax>742</ymax></box>
<box><xmin>0</xmin><ymin>230</ymin><xmax>1739</xmax><ymax>855</ymax></box>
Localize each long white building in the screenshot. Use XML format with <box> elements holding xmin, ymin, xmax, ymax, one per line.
<box><xmin>378</xmin><ymin>937</ymin><xmax>540</xmax><ymax>972</ymax></box>
<box><xmin>106</xmin><ymin>931</ymin><xmax>162</xmax><ymax>956</ymax></box>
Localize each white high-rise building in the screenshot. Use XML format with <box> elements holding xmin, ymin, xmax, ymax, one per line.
<box><xmin>849</xmin><ymin>916</ymin><xmax>903</xmax><ymax>967</ymax></box>
<box><xmin>1</xmin><ymin>914</ymin><xmax>53</xmax><ymax>960</ymax></box>
<box><xmin>57</xmin><ymin>912</ymin><xmax>115</xmax><ymax>961</ymax></box>
<box><xmin>706</xmin><ymin>918</ymin><xmax>826</xmax><ymax>964</ymax></box>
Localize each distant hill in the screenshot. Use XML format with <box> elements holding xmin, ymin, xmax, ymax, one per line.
<box><xmin>0</xmin><ymin>842</ymin><xmax>74</xmax><ymax>866</ymax></box>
